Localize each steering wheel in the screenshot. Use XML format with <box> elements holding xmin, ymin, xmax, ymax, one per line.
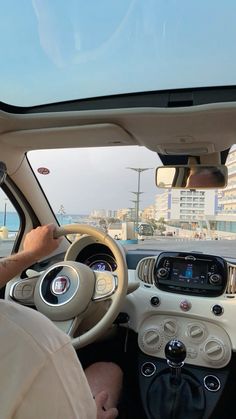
<box><xmin>31</xmin><ymin>224</ymin><xmax>128</xmax><ymax>349</ymax></box>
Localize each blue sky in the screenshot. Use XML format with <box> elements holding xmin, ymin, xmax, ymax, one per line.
<box><xmin>0</xmin><ymin>0</ymin><xmax>236</xmax><ymax>106</ymax></box>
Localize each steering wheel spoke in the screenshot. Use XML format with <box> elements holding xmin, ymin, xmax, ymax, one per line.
<box><xmin>54</xmin><ymin>316</ymin><xmax>82</xmax><ymax>336</ymax></box>
<box><xmin>93</xmin><ymin>271</ymin><xmax>118</xmax><ymax>301</ymax></box>
<box><xmin>10</xmin><ymin>277</ymin><xmax>37</xmax><ymax>305</ymax></box>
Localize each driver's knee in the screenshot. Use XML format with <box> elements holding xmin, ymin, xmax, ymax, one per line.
<box><xmin>84</xmin><ymin>362</ymin><xmax>123</xmax><ymax>409</ymax></box>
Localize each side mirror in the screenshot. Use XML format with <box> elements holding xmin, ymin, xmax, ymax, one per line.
<box><xmin>0</xmin><ymin>162</ymin><xmax>7</xmax><ymax>185</ymax></box>
<box><xmin>155</xmin><ymin>165</ymin><xmax>228</xmax><ymax>189</ymax></box>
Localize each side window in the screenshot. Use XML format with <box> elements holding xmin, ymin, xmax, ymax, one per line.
<box><xmin>0</xmin><ymin>190</ymin><xmax>20</xmax><ymax>257</ymax></box>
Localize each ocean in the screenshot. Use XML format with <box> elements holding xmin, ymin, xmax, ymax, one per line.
<box><xmin>0</xmin><ymin>212</ymin><xmax>20</xmax><ymax>231</ymax></box>
<box><xmin>0</xmin><ymin>212</ymin><xmax>89</xmax><ymax>232</ymax></box>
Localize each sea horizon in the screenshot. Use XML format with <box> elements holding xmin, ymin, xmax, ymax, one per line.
<box><xmin>0</xmin><ymin>211</ymin><xmax>90</xmax><ymax>232</ymax></box>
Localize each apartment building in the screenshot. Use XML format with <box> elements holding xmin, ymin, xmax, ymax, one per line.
<box><xmin>155</xmin><ymin>189</ymin><xmax>217</xmax><ymax>222</ymax></box>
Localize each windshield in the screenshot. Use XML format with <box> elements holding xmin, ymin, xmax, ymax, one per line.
<box><xmin>2</xmin><ymin>0</ymin><xmax>236</xmax><ymax>106</ymax></box>
<box><xmin>28</xmin><ymin>145</ymin><xmax>236</xmax><ymax>260</ymax></box>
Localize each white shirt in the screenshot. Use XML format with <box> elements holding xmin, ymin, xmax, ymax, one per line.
<box><xmin>0</xmin><ymin>300</ymin><xmax>96</xmax><ymax>419</ymax></box>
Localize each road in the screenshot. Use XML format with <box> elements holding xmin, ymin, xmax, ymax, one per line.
<box><xmin>1</xmin><ymin>237</ymin><xmax>236</xmax><ymax>260</ymax></box>
<box><xmin>124</xmin><ymin>237</ymin><xmax>236</xmax><ymax>259</ymax></box>
<box><xmin>0</xmin><ymin>239</ymin><xmax>16</xmax><ymax>257</ymax></box>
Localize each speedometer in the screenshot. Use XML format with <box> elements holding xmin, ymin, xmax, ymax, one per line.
<box><xmin>85</xmin><ymin>253</ymin><xmax>117</xmax><ymax>272</ymax></box>
<box><xmin>89</xmin><ymin>261</ymin><xmax>111</xmax><ymax>271</ymax></box>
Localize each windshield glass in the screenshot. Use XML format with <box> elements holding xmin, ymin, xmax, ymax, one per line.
<box><xmin>28</xmin><ymin>145</ymin><xmax>236</xmax><ymax>260</ymax></box>
<box><xmin>2</xmin><ymin>0</ymin><xmax>236</xmax><ymax>106</ymax></box>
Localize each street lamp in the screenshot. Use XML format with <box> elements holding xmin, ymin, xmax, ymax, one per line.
<box><xmin>130</xmin><ymin>200</ymin><xmax>138</xmax><ymax>221</ymax></box>
<box><xmin>58</xmin><ymin>204</ymin><xmax>66</xmax><ymax>225</ymax></box>
<box><xmin>127</xmin><ymin>167</ymin><xmax>153</xmax><ymax>231</ymax></box>
<box><xmin>128</xmin><ymin>207</ymin><xmax>135</xmax><ymax>221</ymax></box>
<box><xmin>3</xmin><ymin>198</ymin><xmax>8</xmax><ymax>227</ymax></box>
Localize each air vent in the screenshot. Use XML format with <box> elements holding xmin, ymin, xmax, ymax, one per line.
<box><xmin>226</xmin><ymin>263</ymin><xmax>236</xmax><ymax>294</ymax></box>
<box><xmin>137</xmin><ymin>257</ymin><xmax>156</xmax><ymax>284</ymax></box>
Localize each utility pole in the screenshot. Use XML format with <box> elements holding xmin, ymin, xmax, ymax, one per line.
<box><xmin>58</xmin><ymin>204</ymin><xmax>66</xmax><ymax>225</ymax></box>
<box><xmin>3</xmin><ymin>198</ymin><xmax>8</xmax><ymax>226</ymax></box>
<box><xmin>127</xmin><ymin>167</ymin><xmax>153</xmax><ymax>233</ymax></box>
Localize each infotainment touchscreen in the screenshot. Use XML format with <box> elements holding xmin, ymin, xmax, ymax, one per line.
<box><xmin>171</xmin><ymin>260</ymin><xmax>208</xmax><ymax>283</ymax></box>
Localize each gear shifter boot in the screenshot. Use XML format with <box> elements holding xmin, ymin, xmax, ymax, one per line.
<box><xmin>147</xmin><ymin>370</ymin><xmax>205</xmax><ymax>419</ymax></box>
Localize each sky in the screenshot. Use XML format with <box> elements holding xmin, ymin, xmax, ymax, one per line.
<box><xmin>28</xmin><ymin>146</ymin><xmax>162</xmax><ymax>215</ymax></box>
<box><xmin>0</xmin><ymin>0</ymin><xmax>236</xmax><ymax>106</ymax></box>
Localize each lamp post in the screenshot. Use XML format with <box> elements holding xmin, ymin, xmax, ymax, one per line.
<box><xmin>130</xmin><ymin>200</ymin><xmax>138</xmax><ymax>221</ymax></box>
<box><xmin>128</xmin><ymin>207</ymin><xmax>135</xmax><ymax>221</ymax></box>
<box><xmin>58</xmin><ymin>204</ymin><xmax>66</xmax><ymax>225</ymax></box>
<box><xmin>3</xmin><ymin>198</ymin><xmax>8</xmax><ymax>227</ymax></box>
<box><xmin>127</xmin><ymin>167</ymin><xmax>153</xmax><ymax>233</ymax></box>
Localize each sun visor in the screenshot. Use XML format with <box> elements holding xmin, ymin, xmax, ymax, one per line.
<box><xmin>0</xmin><ymin>123</ymin><xmax>135</xmax><ymax>150</ymax></box>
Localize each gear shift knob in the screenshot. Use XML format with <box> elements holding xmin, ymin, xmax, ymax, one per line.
<box><xmin>165</xmin><ymin>339</ymin><xmax>187</xmax><ymax>365</ymax></box>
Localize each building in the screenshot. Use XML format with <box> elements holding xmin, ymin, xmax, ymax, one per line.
<box><xmin>142</xmin><ymin>205</ymin><xmax>155</xmax><ymax>220</ymax></box>
<box><xmin>218</xmin><ymin>148</ymin><xmax>236</xmax><ymax>214</ymax></box>
<box><xmin>215</xmin><ymin>147</ymin><xmax>236</xmax><ymax>234</ymax></box>
<box><xmin>90</xmin><ymin>209</ymin><xmax>107</xmax><ymax>218</ymax></box>
<box><xmin>107</xmin><ymin>210</ymin><xmax>118</xmax><ymax>218</ymax></box>
<box><xmin>155</xmin><ymin>189</ymin><xmax>217</xmax><ymax>222</ymax></box>
<box><xmin>116</xmin><ymin>208</ymin><xmax>131</xmax><ymax>221</ymax></box>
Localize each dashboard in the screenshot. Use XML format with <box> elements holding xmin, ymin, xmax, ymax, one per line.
<box><xmin>47</xmin><ymin>238</ymin><xmax>236</xmax><ymax>417</ymax></box>
<box><xmin>122</xmin><ymin>249</ymin><xmax>236</xmax><ymax>370</ymax></box>
<box><xmin>65</xmin><ymin>239</ymin><xmax>236</xmax><ymax>369</ymax></box>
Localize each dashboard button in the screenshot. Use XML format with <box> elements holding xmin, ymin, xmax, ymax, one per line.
<box><xmin>209</xmin><ymin>274</ymin><xmax>222</xmax><ymax>285</ymax></box>
<box><xmin>204</xmin><ymin>375</ymin><xmax>221</xmax><ymax>392</ymax></box>
<box><xmin>150</xmin><ymin>296</ymin><xmax>160</xmax><ymax>307</ymax></box>
<box><xmin>180</xmin><ymin>300</ymin><xmax>192</xmax><ymax>311</ymax></box>
<box><xmin>157</xmin><ymin>268</ymin><xmax>168</xmax><ymax>278</ymax></box>
<box><xmin>212</xmin><ymin>304</ymin><xmax>224</xmax><ymax>316</ymax></box>
<box><xmin>141</xmin><ymin>362</ymin><xmax>156</xmax><ymax>377</ymax></box>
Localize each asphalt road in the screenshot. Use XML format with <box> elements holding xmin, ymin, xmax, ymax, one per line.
<box><xmin>0</xmin><ymin>239</ymin><xmax>15</xmax><ymax>257</ymax></box>
<box><xmin>123</xmin><ymin>238</ymin><xmax>236</xmax><ymax>259</ymax></box>
<box><xmin>1</xmin><ymin>237</ymin><xmax>236</xmax><ymax>261</ymax></box>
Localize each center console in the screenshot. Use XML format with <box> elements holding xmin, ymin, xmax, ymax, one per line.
<box><xmin>154</xmin><ymin>252</ymin><xmax>227</xmax><ymax>296</ymax></box>
<box><xmin>139</xmin><ymin>344</ymin><xmax>229</xmax><ymax>419</ymax></box>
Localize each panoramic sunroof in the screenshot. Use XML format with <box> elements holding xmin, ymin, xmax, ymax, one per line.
<box><xmin>1</xmin><ymin>0</ymin><xmax>236</xmax><ymax>107</ymax></box>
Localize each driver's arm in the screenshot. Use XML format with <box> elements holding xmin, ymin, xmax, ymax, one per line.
<box><xmin>0</xmin><ymin>224</ymin><xmax>61</xmax><ymax>289</ymax></box>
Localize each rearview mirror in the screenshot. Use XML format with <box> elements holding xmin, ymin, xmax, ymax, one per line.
<box><xmin>155</xmin><ymin>165</ymin><xmax>228</xmax><ymax>189</ymax></box>
<box><xmin>0</xmin><ymin>162</ymin><xmax>7</xmax><ymax>185</ymax></box>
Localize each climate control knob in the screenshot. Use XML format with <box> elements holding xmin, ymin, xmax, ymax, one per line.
<box><xmin>140</xmin><ymin>328</ymin><xmax>164</xmax><ymax>354</ymax></box>
<box><xmin>203</xmin><ymin>338</ymin><xmax>225</xmax><ymax>365</ymax></box>
<box><xmin>157</xmin><ymin>268</ymin><xmax>168</xmax><ymax>279</ymax></box>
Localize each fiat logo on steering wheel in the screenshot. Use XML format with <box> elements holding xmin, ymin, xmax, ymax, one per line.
<box><xmin>51</xmin><ymin>276</ymin><xmax>70</xmax><ymax>295</ymax></box>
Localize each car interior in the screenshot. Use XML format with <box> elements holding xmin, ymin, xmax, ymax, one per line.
<box><xmin>0</xmin><ymin>87</ymin><xmax>236</xmax><ymax>419</ymax></box>
<box><xmin>2</xmin><ymin>2</ymin><xmax>236</xmax><ymax>418</ymax></box>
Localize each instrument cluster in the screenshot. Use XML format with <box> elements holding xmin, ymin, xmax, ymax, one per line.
<box><xmin>75</xmin><ymin>243</ymin><xmax>117</xmax><ymax>272</ymax></box>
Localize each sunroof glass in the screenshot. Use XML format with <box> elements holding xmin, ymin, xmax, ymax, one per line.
<box><xmin>1</xmin><ymin>0</ymin><xmax>236</xmax><ymax>107</ymax></box>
